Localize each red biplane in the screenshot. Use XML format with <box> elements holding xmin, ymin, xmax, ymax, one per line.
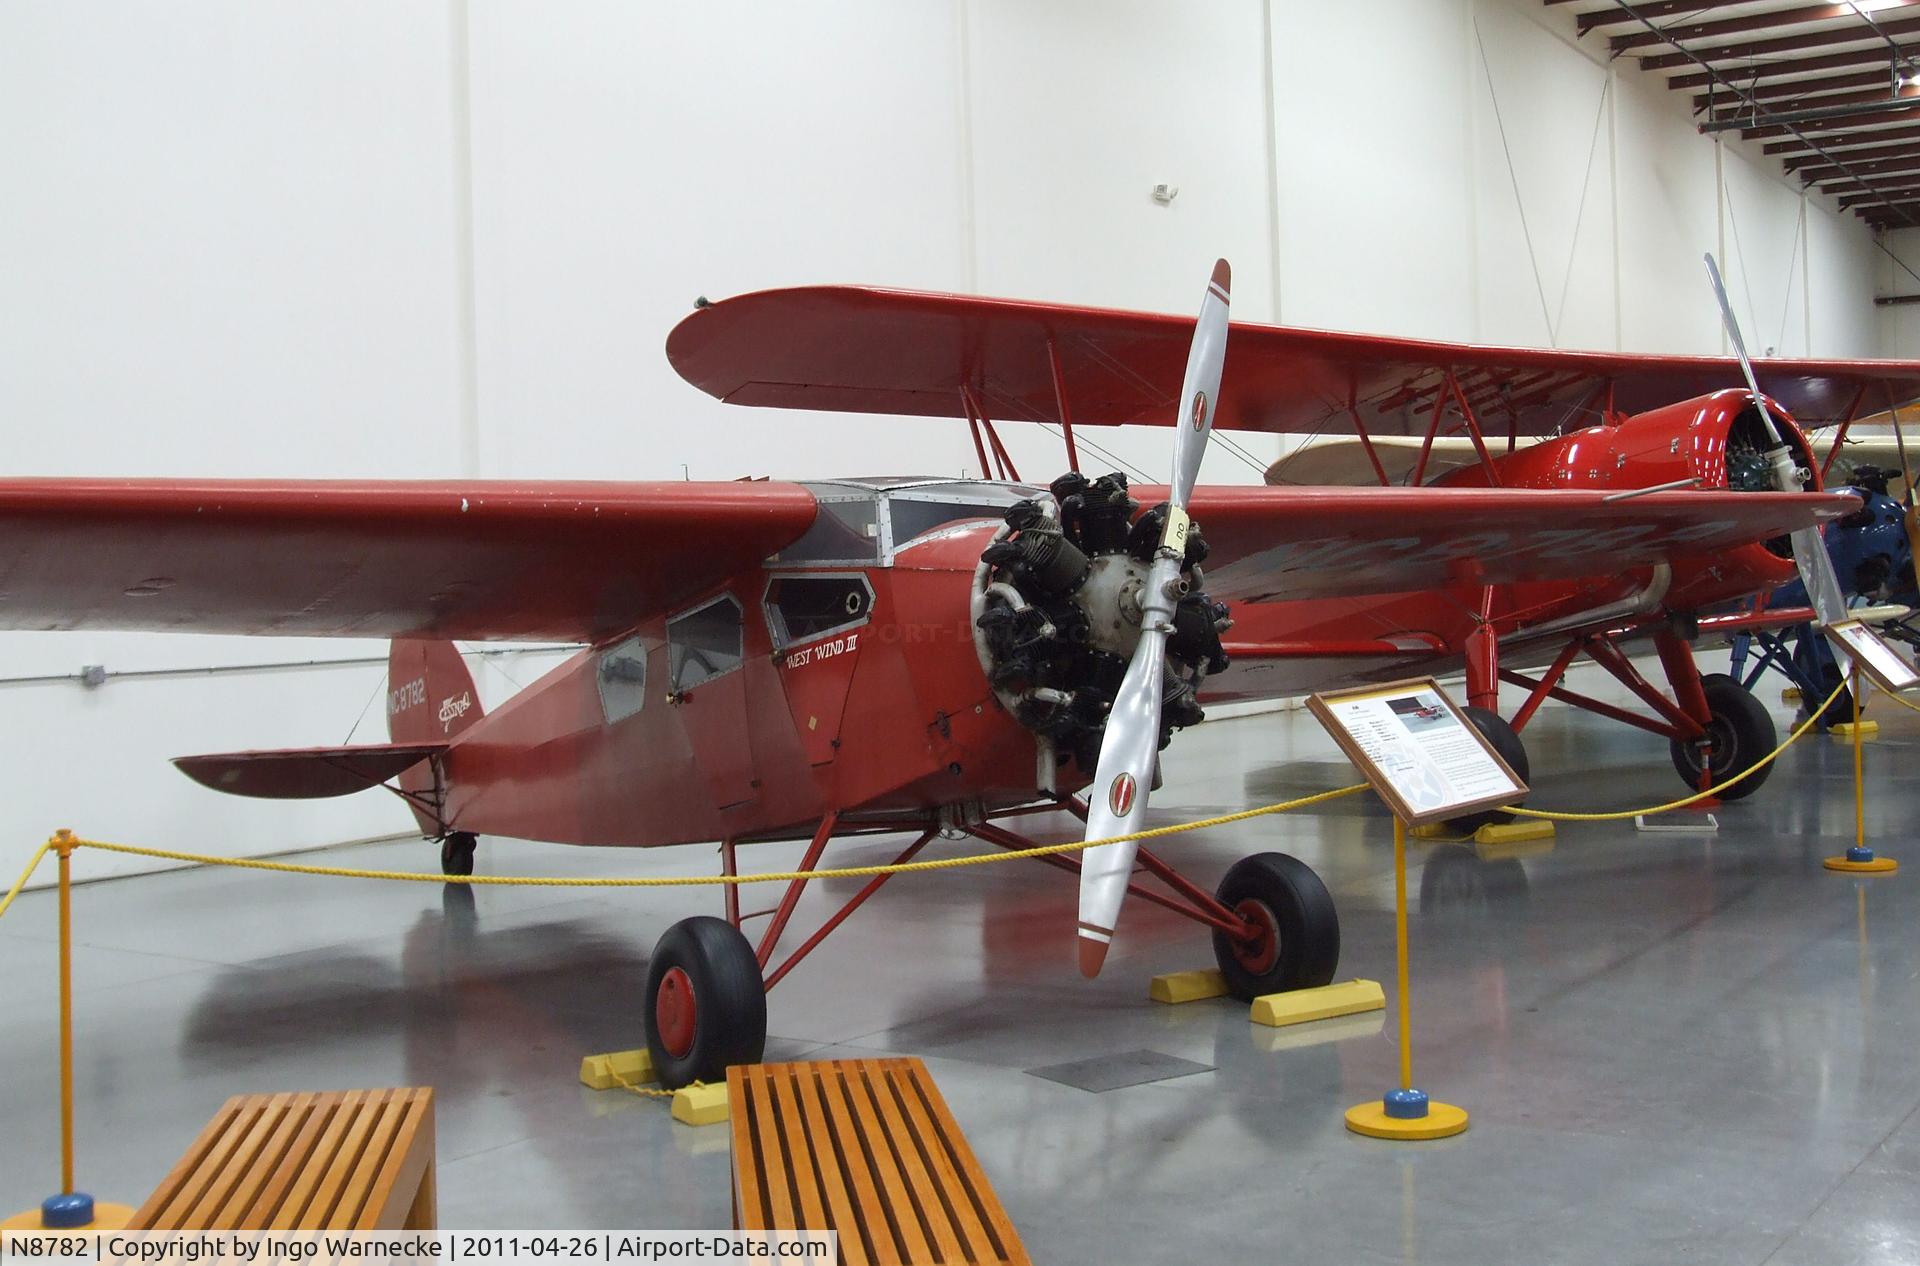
<box><xmin>0</xmin><ymin>261</ymin><xmax>1908</xmax><ymax>1085</ymax></box>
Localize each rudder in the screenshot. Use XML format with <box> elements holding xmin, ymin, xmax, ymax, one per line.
<box><xmin>387</xmin><ymin>639</ymin><xmax>484</xmax><ymax>744</ymax></box>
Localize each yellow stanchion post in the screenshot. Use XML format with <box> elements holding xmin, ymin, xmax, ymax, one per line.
<box><xmin>3</xmin><ymin>832</ymin><xmax>132</xmax><ymax>1232</ymax></box>
<box><xmin>1344</xmin><ymin>817</ymin><xmax>1468</xmax><ymax>1141</ymax></box>
<box><xmin>1825</xmin><ymin>665</ymin><xmax>1898</xmax><ymax>875</ymax></box>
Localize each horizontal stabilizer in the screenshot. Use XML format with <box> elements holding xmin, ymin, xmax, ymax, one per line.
<box><xmin>173</xmin><ymin>742</ymin><xmax>447</xmax><ymax>800</ymax></box>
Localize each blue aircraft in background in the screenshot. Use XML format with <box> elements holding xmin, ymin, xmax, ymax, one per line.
<box><xmin>1728</xmin><ymin>464</ymin><xmax>1919</xmax><ymax>727</ymax></box>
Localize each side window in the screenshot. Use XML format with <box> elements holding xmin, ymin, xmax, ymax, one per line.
<box><xmin>668</xmin><ymin>595</ymin><xmax>745</xmax><ymax>692</ymax></box>
<box><xmin>763</xmin><ymin>575</ymin><xmax>874</xmax><ymax>650</ymax></box>
<box><xmin>595</xmin><ymin>636</ymin><xmax>649</xmax><ymax>724</ymax></box>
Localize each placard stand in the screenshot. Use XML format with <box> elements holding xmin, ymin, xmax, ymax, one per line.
<box><xmin>1308</xmin><ymin>679</ymin><xmax>1527</xmax><ymax>1142</ymax></box>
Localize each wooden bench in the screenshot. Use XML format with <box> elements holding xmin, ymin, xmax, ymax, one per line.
<box><xmin>129</xmin><ymin>1089</ymin><xmax>435</xmax><ymax>1230</ymax></box>
<box><xmin>729</xmin><ymin>1059</ymin><xmax>1029</xmax><ymax>1266</ymax></box>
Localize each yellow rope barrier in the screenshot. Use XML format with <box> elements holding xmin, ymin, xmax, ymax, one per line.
<box><xmin>0</xmin><ymin>784</ymin><xmax>1369</xmax><ymax>905</ymax></box>
<box><xmin>0</xmin><ymin>675</ymin><xmax>1859</xmax><ymax>910</ymax></box>
<box><xmin>1495</xmin><ymin>676</ymin><xmax>1848</xmax><ymax>822</ymax></box>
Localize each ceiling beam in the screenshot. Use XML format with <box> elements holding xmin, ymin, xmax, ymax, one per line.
<box><xmin>1802</xmin><ymin>154</ymin><xmax>1920</xmax><ymax>185</ymax></box>
<box><xmin>1792</xmin><ymin>143</ymin><xmax>1920</xmax><ymax>173</ymax></box>
<box><xmin>1579</xmin><ymin>0</ymin><xmax>1790</xmax><ymax>35</ymax></box>
<box><xmin>1695</xmin><ymin>68</ymin><xmax>1897</xmax><ymax>111</ymax></box>
<box><xmin>1711</xmin><ymin>84</ymin><xmax>1919</xmax><ymax>127</ymax></box>
<box><xmin>1668</xmin><ymin>40</ymin><xmax>1920</xmax><ymax>90</ymax></box>
<box><xmin>1840</xmin><ymin>180</ymin><xmax>1920</xmax><ymax>207</ymax></box>
<box><xmin>1781</xmin><ymin>137</ymin><xmax>1920</xmax><ymax>170</ymax></box>
<box><xmin>1769</xmin><ymin>121</ymin><xmax>1920</xmax><ymax>155</ymax></box>
<box><xmin>1639</xmin><ymin>12</ymin><xmax>1920</xmax><ymax>73</ymax></box>
<box><xmin>1615</xmin><ymin>3</ymin><xmax>1920</xmax><ymax>55</ymax></box>
<box><xmin>1732</xmin><ymin>102</ymin><xmax>1920</xmax><ymax>138</ymax></box>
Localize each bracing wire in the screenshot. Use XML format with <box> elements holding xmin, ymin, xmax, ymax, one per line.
<box><xmin>1721</xmin><ymin>175</ymin><xmax>1766</xmax><ymax>351</ymax></box>
<box><xmin>1552</xmin><ymin>76</ymin><xmax>1612</xmax><ymax>346</ymax></box>
<box><xmin>1475</xmin><ymin>16</ymin><xmax>1557</xmax><ymax>346</ymax></box>
<box><xmin>1776</xmin><ymin>205</ymin><xmax>1804</xmax><ymax>356</ymax></box>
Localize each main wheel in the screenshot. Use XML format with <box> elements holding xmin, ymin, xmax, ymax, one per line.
<box><xmin>1669</xmin><ymin>673</ymin><xmax>1776</xmax><ymax>801</ymax></box>
<box><xmin>644</xmin><ymin>916</ymin><xmax>767</xmax><ymax>1088</ymax></box>
<box><xmin>439</xmin><ymin>831</ymin><xmax>477</xmax><ymax>877</ymax></box>
<box><xmin>1444</xmin><ymin>707</ymin><xmax>1530</xmax><ymax>834</ymax></box>
<box><xmin>1210</xmin><ymin>853</ymin><xmax>1340</xmax><ymax>1001</ymax></box>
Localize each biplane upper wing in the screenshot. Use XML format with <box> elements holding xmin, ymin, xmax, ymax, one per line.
<box><xmin>1176</xmin><ymin>485</ymin><xmax>1858</xmax><ymax>601</ymax></box>
<box><xmin>666</xmin><ymin>285</ymin><xmax>1920</xmax><ymax>436</ymax></box>
<box><xmin>0</xmin><ymin>479</ymin><xmax>817</xmax><ymax>642</ymax></box>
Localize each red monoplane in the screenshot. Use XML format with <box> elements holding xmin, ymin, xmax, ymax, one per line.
<box><xmin>0</xmin><ymin>262</ymin><xmax>1903</xmax><ymax>1085</ymax></box>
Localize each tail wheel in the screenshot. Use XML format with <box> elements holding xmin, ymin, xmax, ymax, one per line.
<box><xmin>1210</xmin><ymin>853</ymin><xmax>1339</xmax><ymax>1001</ymax></box>
<box><xmin>1670</xmin><ymin>673</ymin><xmax>1776</xmax><ymax>801</ymax></box>
<box><xmin>644</xmin><ymin>916</ymin><xmax>766</xmax><ymax>1088</ymax></box>
<box><xmin>1444</xmin><ymin>707</ymin><xmax>1529</xmax><ymax>834</ymax></box>
<box><xmin>439</xmin><ymin>832</ymin><xmax>477</xmax><ymax>877</ymax></box>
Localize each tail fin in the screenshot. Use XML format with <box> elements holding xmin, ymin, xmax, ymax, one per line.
<box><xmin>387</xmin><ymin>640</ymin><xmax>484</xmax><ymax>744</ymax></box>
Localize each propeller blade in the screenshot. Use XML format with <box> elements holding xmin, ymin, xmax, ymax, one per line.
<box><xmin>1076</xmin><ymin>260</ymin><xmax>1230</xmax><ymax>978</ymax></box>
<box><xmin>1703</xmin><ymin>253</ymin><xmax>1849</xmax><ymax>625</ymax></box>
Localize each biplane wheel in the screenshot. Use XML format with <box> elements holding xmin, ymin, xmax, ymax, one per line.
<box><xmin>439</xmin><ymin>832</ymin><xmax>477</xmax><ymax>877</ymax></box>
<box><xmin>1210</xmin><ymin>852</ymin><xmax>1340</xmax><ymax>1002</ymax></box>
<box><xmin>644</xmin><ymin>916</ymin><xmax>767</xmax><ymax>1089</ymax></box>
<box><xmin>1670</xmin><ymin>674</ymin><xmax>1775</xmax><ymax>802</ymax></box>
<box><xmin>1443</xmin><ymin>707</ymin><xmax>1529</xmax><ymax>834</ymax></box>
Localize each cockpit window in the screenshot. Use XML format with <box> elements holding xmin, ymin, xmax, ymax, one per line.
<box><xmin>888</xmin><ymin>498</ymin><xmax>1014</xmax><ymax>548</ymax></box>
<box><xmin>774</xmin><ymin>496</ymin><xmax>881</xmax><ymax>564</ymax></box>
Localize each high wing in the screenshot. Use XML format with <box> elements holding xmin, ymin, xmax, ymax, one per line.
<box><xmin>0</xmin><ymin>479</ymin><xmax>816</xmax><ymax>641</ymax></box>
<box><xmin>666</xmin><ymin>285</ymin><xmax>1920</xmax><ymax>436</ymax></box>
<box><xmin>1175</xmin><ymin>486</ymin><xmax>1857</xmax><ymax>602</ymax></box>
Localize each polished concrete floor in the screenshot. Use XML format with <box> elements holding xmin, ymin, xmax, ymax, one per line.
<box><xmin>3</xmin><ymin>682</ymin><xmax>1919</xmax><ymax>1264</ymax></box>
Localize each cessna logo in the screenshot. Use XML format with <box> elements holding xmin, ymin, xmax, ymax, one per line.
<box><xmin>438</xmin><ymin>691</ymin><xmax>472</xmax><ymax>732</ymax></box>
<box><xmin>387</xmin><ymin>677</ymin><xmax>426</xmax><ymax>716</ymax></box>
<box><xmin>1191</xmin><ymin>390</ymin><xmax>1207</xmax><ymax>431</ymax></box>
<box><xmin>1108</xmin><ymin>771</ymin><xmax>1137</xmax><ymax>817</ymax></box>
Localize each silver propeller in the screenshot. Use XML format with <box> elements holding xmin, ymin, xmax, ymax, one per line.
<box><xmin>1076</xmin><ymin>259</ymin><xmax>1231</xmax><ymax>978</ymax></box>
<box><xmin>1703</xmin><ymin>253</ymin><xmax>1849</xmax><ymax>625</ymax></box>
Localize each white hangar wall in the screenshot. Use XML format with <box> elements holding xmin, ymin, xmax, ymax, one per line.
<box><xmin>0</xmin><ymin>0</ymin><xmax>1888</xmax><ymax>886</ymax></box>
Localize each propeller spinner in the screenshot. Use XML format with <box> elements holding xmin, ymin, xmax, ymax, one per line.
<box><xmin>1075</xmin><ymin>260</ymin><xmax>1232</xmax><ymax>978</ymax></box>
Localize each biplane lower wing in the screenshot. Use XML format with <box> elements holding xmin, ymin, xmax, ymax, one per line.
<box><xmin>1176</xmin><ymin>485</ymin><xmax>1856</xmax><ymax>602</ymax></box>
<box><xmin>174</xmin><ymin>742</ymin><xmax>448</xmax><ymax>799</ymax></box>
<box><xmin>0</xmin><ymin>479</ymin><xmax>817</xmax><ymax>642</ymax></box>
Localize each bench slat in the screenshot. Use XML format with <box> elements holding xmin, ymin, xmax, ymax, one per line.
<box><xmin>878</xmin><ymin>1064</ymin><xmax>996</xmax><ymax>1264</ymax></box>
<box><xmin>769</xmin><ymin>1067</ymin><xmax>831</xmax><ymax>1233</ymax></box>
<box><xmin>129</xmin><ymin>1088</ymin><xmax>432</xmax><ymax>1232</ymax></box>
<box><xmin>731</xmin><ymin>1059</ymin><xmax>1027</xmax><ymax>1266</ymax></box>
<box><xmin>895</xmin><ymin>1067</ymin><xmax>1024</xmax><ymax>1265</ymax></box>
<box><xmin>854</xmin><ymin>1061</ymin><xmax>964</xmax><ymax>1263</ymax></box>
<box><xmin>788</xmin><ymin>1068</ymin><xmax>872</xmax><ymax>1266</ymax></box>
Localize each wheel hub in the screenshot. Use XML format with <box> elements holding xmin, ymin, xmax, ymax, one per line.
<box><xmin>1228</xmin><ymin>898</ymin><xmax>1280</xmax><ymax>975</ymax></box>
<box><xmin>655</xmin><ymin>966</ymin><xmax>698</xmax><ymax>1059</ymax></box>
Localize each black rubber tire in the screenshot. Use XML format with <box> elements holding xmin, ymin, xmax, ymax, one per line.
<box><xmin>1444</xmin><ymin>707</ymin><xmax>1530</xmax><ymax>834</ymax></box>
<box><xmin>644</xmin><ymin>916</ymin><xmax>767</xmax><ymax>1089</ymax></box>
<box><xmin>1669</xmin><ymin>673</ymin><xmax>1776</xmax><ymax>802</ymax></box>
<box><xmin>1210</xmin><ymin>853</ymin><xmax>1340</xmax><ymax>1001</ymax></box>
<box><xmin>439</xmin><ymin>832</ymin><xmax>477</xmax><ymax>877</ymax></box>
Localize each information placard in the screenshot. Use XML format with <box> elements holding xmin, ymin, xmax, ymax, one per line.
<box><xmin>1824</xmin><ymin>618</ymin><xmax>1920</xmax><ymax>694</ymax></box>
<box><xmin>1307</xmin><ymin>678</ymin><xmax>1528</xmax><ymax>826</ymax></box>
